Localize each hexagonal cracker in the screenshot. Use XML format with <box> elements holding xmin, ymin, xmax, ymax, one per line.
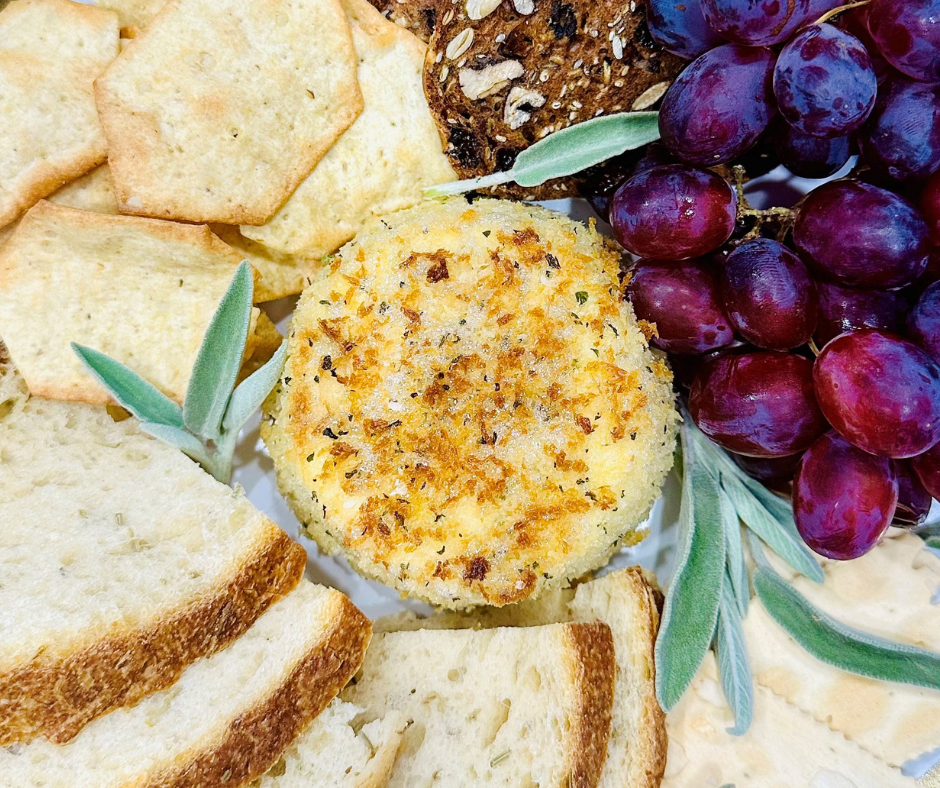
<box><xmin>94</xmin><ymin>0</ymin><xmax>364</xmax><ymax>226</ymax></box>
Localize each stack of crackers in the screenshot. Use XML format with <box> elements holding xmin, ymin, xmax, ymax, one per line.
<box><xmin>0</xmin><ymin>0</ymin><xmax>455</xmax><ymax>406</ymax></box>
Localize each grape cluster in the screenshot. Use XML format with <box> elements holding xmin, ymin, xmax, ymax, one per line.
<box><xmin>588</xmin><ymin>0</ymin><xmax>940</xmax><ymax>562</ymax></box>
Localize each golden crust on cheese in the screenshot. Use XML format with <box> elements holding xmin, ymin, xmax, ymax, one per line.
<box><xmin>263</xmin><ymin>198</ymin><xmax>678</xmax><ymax>609</ymax></box>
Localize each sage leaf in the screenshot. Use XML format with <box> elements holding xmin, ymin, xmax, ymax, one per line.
<box><xmin>72</xmin><ymin>343</ymin><xmax>183</xmax><ymax>428</ymax></box>
<box><xmin>425</xmin><ymin>112</ymin><xmax>661</xmax><ymax>197</ymax></box>
<box><xmin>721</xmin><ymin>469</ymin><xmax>823</xmax><ymax>583</ymax></box>
<box><xmin>140</xmin><ymin>422</ymin><xmax>209</xmax><ymax>465</ymax></box>
<box><xmin>755</xmin><ymin>565</ymin><xmax>940</xmax><ymax>692</ymax></box>
<box><xmin>720</xmin><ymin>486</ymin><xmax>749</xmax><ymax>615</ymax></box>
<box><xmin>183</xmin><ymin>261</ymin><xmax>254</xmax><ymax>441</ymax></box>
<box><xmin>928</xmin><ymin>537</ymin><xmax>940</xmax><ymax>551</ymax></box>
<box><xmin>223</xmin><ymin>341</ymin><xmax>288</xmax><ymax>434</ymax></box>
<box><xmin>656</xmin><ymin>426</ymin><xmax>726</xmax><ymax>712</ymax></box>
<box><xmin>715</xmin><ymin>577</ymin><xmax>754</xmax><ymax>735</ymax></box>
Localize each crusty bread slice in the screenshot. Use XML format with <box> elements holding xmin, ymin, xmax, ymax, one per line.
<box><xmin>0</xmin><ymin>397</ymin><xmax>307</xmax><ymax>745</ymax></box>
<box><xmin>341</xmin><ymin>621</ymin><xmax>615</xmax><ymax>788</ymax></box>
<box><xmin>377</xmin><ymin>567</ymin><xmax>667</xmax><ymax>788</ymax></box>
<box><xmin>255</xmin><ymin>698</ymin><xmax>406</xmax><ymax>788</ymax></box>
<box><xmin>0</xmin><ymin>581</ymin><xmax>372</xmax><ymax>788</ymax></box>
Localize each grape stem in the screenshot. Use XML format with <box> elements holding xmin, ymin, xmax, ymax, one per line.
<box><xmin>814</xmin><ymin>0</ymin><xmax>870</xmax><ymax>26</ymax></box>
<box><xmin>731</xmin><ymin>165</ymin><xmax>795</xmax><ymax>243</ymax></box>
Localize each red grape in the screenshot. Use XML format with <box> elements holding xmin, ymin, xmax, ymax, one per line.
<box><xmin>893</xmin><ymin>460</ymin><xmax>932</xmax><ymax>527</ymax></box>
<box><xmin>648</xmin><ymin>0</ymin><xmax>725</xmax><ymax>59</ymax></box>
<box><xmin>867</xmin><ymin>0</ymin><xmax>940</xmax><ymax>84</ymax></box>
<box><xmin>837</xmin><ymin>6</ymin><xmax>893</xmax><ymax>83</ymax></box>
<box><xmin>814</xmin><ymin>330</ymin><xmax>940</xmax><ymax>458</ymax></box>
<box><xmin>774</xmin><ymin>123</ymin><xmax>851</xmax><ymax>180</ymax></box>
<box><xmin>719</xmin><ymin>239</ymin><xmax>817</xmax><ymax>350</ymax></box>
<box><xmin>908</xmin><ymin>281</ymin><xmax>940</xmax><ymax>363</ymax></box>
<box><xmin>659</xmin><ymin>44</ymin><xmax>776</xmax><ymax>166</ymax></box>
<box><xmin>815</xmin><ymin>282</ymin><xmax>906</xmax><ymax>346</ymax></box>
<box><xmin>774</xmin><ymin>24</ymin><xmax>877</xmax><ymax>139</ymax></box>
<box><xmin>793</xmin><ymin>180</ymin><xmax>930</xmax><ymax>289</ymax></box>
<box><xmin>912</xmin><ymin>441</ymin><xmax>940</xmax><ymax>499</ymax></box>
<box><xmin>626</xmin><ymin>259</ymin><xmax>735</xmax><ymax>354</ymax></box>
<box><xmin>689</xmin><ymin>351</ymin><xmax>827</xmax><ymax>457</ymax></box>
<box><xmin>701</xmin><ymin>0</ymin><xmax>835</xmax><ymax>46</ymax></box>
<box><xmin>794</xmin><ymin>431</ymin><xmax>898</xmax><ymax>560</ymax></box>
<box><xmin>921</xmin><ymin>171</ymin><xmax>940</xmax><ymax>243</ymax></box>
<box><xmin>732</xmin><ymin>451</ymin><xmax>802</xmax><ymax>490</ymax></box>
<box><xmin>610</xmin><ymin>165</ymin><xmax>737</xmax><ymax>260</ymax></box>
<box><xmin>859</xmin><ymin>78</ymin><xmax>940</xmax><ymax>182</ymax></box>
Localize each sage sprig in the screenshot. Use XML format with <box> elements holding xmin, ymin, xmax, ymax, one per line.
<box><xmin>424</xmin><ymin>112</ymin><xmax>661</xmax><ymax>198</ymax></box>
<box><xmin>659</xmin><ymin>413</ymin><xmax>940</xmax><ymax>736</ymax></box>
<box><xmin>72</xmin><ymin>261</ymin><xmax>286</xmax><ymax>483</ymax></box>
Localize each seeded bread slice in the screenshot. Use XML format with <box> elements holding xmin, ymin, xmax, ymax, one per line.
<box><xmin>377</xmin><ymin>567</ymin><xmax>667</xmax><ymax>788</ymax></box>
<box><xmin>342</xmin><ymin>621</ymin><xmax>615</xmax><ymax>788</ymax></box>
<box><xmin>0</xmin><ymin>581</ymin><xmax>372</xmax><ymax>788</ymax></box>
<box><xmin>255</xmin><ymin>698</ymin><xmax>406</xmax><ymax>788</ymax></box>
<box><xmin>0</xmin><ymin>397</ymin><xmax>307</xmax><ymax>745</ymax></box>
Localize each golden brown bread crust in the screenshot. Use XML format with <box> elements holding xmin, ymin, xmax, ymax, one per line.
<box><xmin>631</xmin><ymin>569</ymin><xmax>667</xmax><ymax>788</ymax></box>
<box><xmin>366</xmin><ymin>0</ymin><xmax>437</xmax><ymax>42</ymax></box>
<box><xmin>0</xmin><ymin>526</ymin><xmax>307</xmax><ymax>746</ymax></box>
<box><xmin>567</xmin><ymin>621</ymin><xmax>615</xmax><ymax>788</ymax></box>
<box><xmin>139</xmin><ymin>593</ymin><xmax>372</xmax><ymax>788</ymax></box>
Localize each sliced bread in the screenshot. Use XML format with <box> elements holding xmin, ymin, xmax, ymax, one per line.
<box><xmin>341</xmin><ymin>621</ymin><xmax>615</xmax><ymax>788</ymax></box>
<box><xmin>255</xmin><ymin>698</ymin><xmax>406</xmax><ymax>788</ymax></box>
<box><xmin>0</xmin><ymin>581</ymin><xmax>372</xmax><ymax>788</ymax></box>
<box><xmin>0</xmin><ymin>398</ymin><xmax>307</xmax><ymax>745</ymax></box>
<box><xmin>378</xmin><ymin>567</ymin><xmax>666</xmax><ymax>788</ymax></box>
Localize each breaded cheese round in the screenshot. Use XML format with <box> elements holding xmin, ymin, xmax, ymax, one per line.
<box><xmin>263</xmin><ymin>198</ymin><xmax>678</xmax><ymax>609</ymax></box>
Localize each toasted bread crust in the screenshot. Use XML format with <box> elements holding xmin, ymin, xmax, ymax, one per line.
<box><xmin>0</xmin><ymin>525</ymin><xmax>307</xmax><ymax>746</ymax></box>
<box><xmin>566</xmin><ymin>622</ymin><xmax>616</xmax><ymax>788</ymax></box>
<box><xmin>141</xmin><ymin>594</ymin><xmax>372</xmax><ymax>788</ymax></box>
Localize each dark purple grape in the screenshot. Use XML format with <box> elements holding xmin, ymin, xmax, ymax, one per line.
<box><xmin>793</xmin><ymin>180</ymin><xmax>930</xmax><ymax>289</ymax></box>
<box><xmin>921</xmin><ymin>171</ymin><xmax>940</xmax><ymax>243</ymax></box>
<box><xmin>610</xmin><ymin>165</ymin><xmax>737</xmax><ymax>260</ymax></box>
<box><xmin>579</xmin><ymin>149</ymin><xmax>648</xmax><ymax>223</ymax></box>
<box><xmin>859</xmin><ymin>79</ymin><xmax>940</xmax><ymax>182</ymax></box>
<box><xmin>719</xmin><ymin>239</ymin><xmax>817</xmax><ymax>350</ymax></box>
<box><xmin>893</xmin><ymin>460</ymin><xmax>932</xmax><ymax>526</ymax></box>
<box><xmin>700</xmin><ymin>0</ymin><xmax>833</xmax><ymax>46</ymax></box>
<box><xmin>794</xmin><ymin>431</ymin><xmax>898</xmax><ymax>560</ymax></box>
<box><xmin>908</xmin><ymin>281</ymin><xmax>940</xmax><ymax>363</ymax></box>
<box><xmin>912</xmin><ymin>441</ymin><xmax>940</xmax><ymax>498</ymax></box>
<box><xmin>732</xmin><ymin>450</ymin><xmax>802</xmax><ymax>489</ymax></box>
<box><xmin>774</xmin><ymin>24</ymin><xmax>877</xmax><ymax>139</ymax></box>
<box><xmin>815</xmin><ymin>282</ymin><xmax>905</xmax><ymax>346</ymax></box>
<box><xmin>774</xmin><ymin>123</ymin><xmax>851</xmax><ymax>179</ymax></box>
<box><xmin>626</xmin><ymin>259</ymin><xmax>735</xmax><ymax>354</ymax></box>
<box><xmin>648</xmin><ymin>0</ymin><xmax>725</xmax><ymax>59</ymax></box>
<box><xmin>837</xmin><ymin>6</ymin><xmax>893</xmax><ymax>83</ymax></box>
<box><xmin>669</xmin><ymin>339</ymin><xmax>752</xmax><ymax>388</ymax></box>
<box><xmin>689</xmin><ymin>351</ymin><xmax>828</xmax><ymax>457</ymax></box>
<box><xmin>867</xmin><ymin>0</ymin><xmax>940</xmax><ymax>83</ymax></box>
<box><xmin>814</xmin><ymin>330</ymin><xmax>940</xmax><ymax>458</ymax></box>
<box><xmin>659</xmin><ymin>44</ymin><xmax>776</xmax><ymax>166</ymax></box>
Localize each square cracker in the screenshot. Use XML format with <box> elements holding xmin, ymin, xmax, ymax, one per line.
<box><xmin>95</xmin><ymin>0</ymin><xmax>364</xmax><ymax>226</ymax></box>
<box><xmin>241</xmin><ymin>0</ymin><xmax>456</xmax><ymax>258</ymax></box>
<box><xmin>92</xmin><ymin>0</ymin><xmax>166</xmax><ymax>31</ymax></box>
<box><xmin>0</xmin><ymin>201</ymin><xmax>265</xmax><ymax>405</ymax></box>
<box><xmin>0</xmin><ymin>0</ymin><xmax>119</xmax><ymax>229</ymax></box>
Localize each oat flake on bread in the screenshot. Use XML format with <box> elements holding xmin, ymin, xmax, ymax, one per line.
<box><xmin>263</xmin><ymin>197</ymin><xmax>678</xmax><ymax>609</ymax></box>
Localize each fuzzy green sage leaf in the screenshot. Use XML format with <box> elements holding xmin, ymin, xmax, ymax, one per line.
<box><xmin>719</xmin><ymin>487</ymin><xmax>749</xmax><ymax>616</ymax></box>
<box><xmin>72</xmin><ymin>343</ymin><xmax>183</xmax><ymax>428</ymax></box>
<box><xmin>715</xmin><ymin>577</ymin><xmax>753</xmax><ymax>735</ymax></box>
<box><xmin>140</xmin><ymin>422</ymin><xmax>209</xmax><ymax>465</ymax></box>
<box><xmin>183</xmin><ymin>261</ymin><xmax>254</xmax><ymax>441</ymax></box>
<box><xmin>656</xmin><ymin>423</ymin><xmax>726</xmax><ymax>712</ymax></box>
<box><xmin>425</xmin><ymin>112</ymin><xmax>661</xmax><ymax>197</ymax></box>
<box><xmin>223</xmin><ymin>341</ymin><xmax>288</xmax><ymax>434</ymax></box>
<box><xmin>755</xmin><ymin>564</ymin><xmax>940</xmax><ymax>692</ymax></box>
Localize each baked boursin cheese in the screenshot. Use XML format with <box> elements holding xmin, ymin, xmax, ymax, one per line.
<box><xmin>263</xmin><ymin>197</ymin><xmax>678</xmax><ymax>608</ymax></box>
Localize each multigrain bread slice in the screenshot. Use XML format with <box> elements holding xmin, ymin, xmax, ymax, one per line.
<box><xmin>0</xmin><ymin>582</ymin><xmax>372</xmax><ymax>788</ymax></box>
<box><xmin>342</xmin><ymin>621</ymin><xmax>615</xmax><ymax>788</ymax></box>
<box><xmin>378</xmin><ymin>567</ymin><xmax>667</xmax><ymax>788</ymax></box>
<box><xmin>255</xmin><ymin>698</ymin><xmax>407</xmax><ymax>788</ymax></box>
<box><xmin>0</xmin><ymin>398</ymin><xmax>307</xmax><ymax>745</ymax></box>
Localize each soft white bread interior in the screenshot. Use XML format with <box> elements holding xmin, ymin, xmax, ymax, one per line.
<box><xmin>376</xmin><ymin>567</ymin><xmax>667</xmax><ymax>788</ymax></box>
<box><xmin>255</xmin><ymin>698</ymin><xmax>406</xmax><ymax>788</ymax></box>
<box><xmin>0</xmin><ymin>397</ymin><xmax>307</xmax><ymax>745</ymax></box>
<box><xmin>342</xmin><ymin>621</ymin><xmax>615</xmax><ymax>788</ymax></box>
<box><xmin>0</xmin><ymin>581</ymin><xmax>372</xmax><ymax>788</ymax></box>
